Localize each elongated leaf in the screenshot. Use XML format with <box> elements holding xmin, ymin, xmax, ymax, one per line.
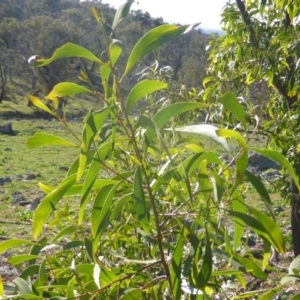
<box><xmin>123</xmin><ymin>23</ymin><xmax>200</xmax><ymax>78</ymax></box>
<box><xmin>169</xmin><ymin>152</ymin><xmax>221</xmax><ymax>189</ymax></box>
<box><xmin>13</xmin><ymin>277</ymin><xmax>33</xmax><ymax>295</ymax></box>
<box><xmin>33</xmin><ymin>174</ymin><xmax>77</xmax><ymax>238</ymax></box>
<box><xmin>144</xmin><ymin>102</ymin><xmax>206</xmax><ymax>150</ymax></box>
<box><xmin>250</xmin><ymin>147</ymin><xmax>300</xmax><ymax>191</ymax></box>
<box><xmin>196</xmin><ymin>231</ymin><xmax>212</xmax><ymax>288</ymax></box>
<box><xmin>27</xmin><ymin>132</ymin><xmax>77</xmax><ymax>149</ymax></box>
<box><xmin>85</xmin><ymin>237</ymin><xmax>94</xmax><ymax>261</ymax></box>
<box><xmin>51</xmin><ymin>225</ymin><xmax>77</xmax><ymax>243</ymax></box>
<box><xmin>167</xmin><ymin>124</ymin><xmax>230</xmax><ymax>151</ymax></box>
<box><xmin>0</xmin><ymin>239</ymin><xmax>35</xmax><ymax>255</ymax></box>
<box><xmin>100</xmin><ymin>65</ymin><xmax>111</xmax><ymax>98</ymax></box>
<box><xmin>263</xmin><ymin>242</ymin><xmax>271</xmax><ymax>271</ymax></box>
<box><xmin>20</xmin><ymin>265</ymin><xmax>40</xmax><ymax>280</ymax></box>
<box><xmin>217</xmin><ymin>92</ymin><xmax>247</xmax><ymax>130</ymax></box>
<box><xmin>133</xmin><ymin>167</ymin><xmax>150</xmax><ymax>234</ymax></box>
<box><xmin>245</xmin><ymin>170</ymin><xmax>275</xmax><ymax>220</ymax></box>
<box><xmin>27</xmin><ymin>95</ymin><xmax>55</xmax><ymax>116</ymax></box>
<box><xmin>121</xmin><ymin>289</ymin><xmax>143</xmax><ymax>300</ymax></box>
<box><xmin>38</xmin><ymin>260</ymin><xmax>46</xmax><ymax>297</ymax></box>
<box><xmin>258</xmin><ymin>285</ymin><xmax>285</xmax><ymax>300</ymax></box>
<box><xmin>93</xmin><ymin>264</ymin><xmax>101</xmax><ymax>289</ymax></box>
<box><xmin>126</xmin><ymin>80</ymin><xmax>168</xmax><ymax>112</ymax></box>
<box><xmin>109</xmin><ymin>39</ymin><xmax>123</xmax><ymax>66</ymax></box>
<box><xmin>198</xmin><ymin>160</ymin><xmax>211</xmax><ymax>201</ymax></box>
<box><xmin>111</xmin><ymin>0</ymin><xmax>133</xmax><ymax>33</ymax></box>
<box><xmin>46</xmin><ymin>83</ymin><xmax>93</xmax><ymax>100</ymax></box>
<box><xmin>99</xmin><ymin>264</ymin><xmax>118</xmax><ymax>287</ymax></box>
<box><xmin>227</xmin><ymin>208</ymin><xmax>285</xmax><ymax>253</ymax></box>
<box><xmin>233</xmin><ymin>255</ymin><xmax>267</xmax><ymax>279</ymax></box>
<box><xmin>171</xmin><ymin>230</ymin><xmax>183</xmax><ymax>299</ymax></box>
<box><xmin>33</xmin><ymin>43</ymin><xmax>103</xmax><ymax>67</ymax></box>
<box><xmin>79</xmin><ymin>142</ymin><xmax>112</xmax><ymax>224</ymax></box>
<box><xmin>92</xmin><ymin>183</ymin><xmax>120</xmax><ymax>239</ymax></box>
<box><xmin>0</xmin><ymin>275</ymin><xmax>3</xmax><ymax>299</ymax></box>
<box><xmin>8</xmin><ymin>255</ymin><xmax>41</xmax><ymax>266</ymax></box>
<box><xmin>39</xmin><ymin>179</ymin><xmax>118</xmax><ymax>196</ymax></box>
<box><xmin>231</xmin><ymin>190</ymin><xmax>246</xmax><ymax>251</ymax></box>
<box><xmin>288</xmin><ymin>254</ymin><xmax>300</xmax><ymax>274</ymax></box>
<box><xmin>218</xmin><ymin>129</ymin><xmax>248</xmax><ymax>186</ymax></box>
<box><xmin>78</xmin><ymin>107</ymin><xmax>111</xmax><ymax>181</ymax></box>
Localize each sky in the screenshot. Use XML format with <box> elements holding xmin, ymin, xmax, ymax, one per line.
<box><xmin>102</xmin><ymin>0</ymin><xmax>227</xmax><ymax>30</ymax></box>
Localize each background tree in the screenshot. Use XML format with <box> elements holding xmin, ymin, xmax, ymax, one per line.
<box><xmin>204</xmin><ymin>0</ymin><xmax>300</xmax><ymax>256</ymax></box>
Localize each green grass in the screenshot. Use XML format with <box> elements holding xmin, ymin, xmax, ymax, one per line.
<box><xmin>0</xmin><ymin>118</ymin><xmax>83</xmax><ymax>239</ymax></box>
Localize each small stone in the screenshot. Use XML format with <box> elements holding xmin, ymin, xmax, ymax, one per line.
<box><xmin>24</xmin><ymin>174</ymin><xmax>39</xmax><ymax>180</ymax></box>
<box><xmin>0</xmin><ymin>177</ymin><xmax>12</xmax><ymax>186</ymax></box>
<box><xmin>59</xmin><ymin>166</ymin><xmax>69</xmax><ymax>171</ymax></box>
<box><xmin>18</xmin><ymin>201</ymin><xmax>32</xmax><ymax>206</ymax></box>
<box><xmin>12</xmin><ymin>192</ymin><xmax>26</xmax><ymax>205</ymax></box>
<box><xmin>4</xmin><ymin>148</ymin><xmax>12</xmax><ymax>151</ymax></box>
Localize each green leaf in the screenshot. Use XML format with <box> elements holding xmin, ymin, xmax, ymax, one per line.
<box><xmin>0</xmin><ymin>275</ymin><xmax>4</xmax><ymax>299</ymax></box>
<box><xmin>262</xmin><ymin>242</ymin><xmax>271</xmax><ymax>271</ymax></box>
<box><xmin>78</xmin><ymin>107</ymin><xmax>111</xmax><ymax>181</ymax></box>
<box><xmin>8</xmin><ymin>255</ymin><xmax>41</xmax><ymax>266</ymax></box>
<box><xmin>167</xmin><ymin>124</ymin><xmax>230</xmax><ymax>151</ymax></box>
<box><xmin>79</xmin><ymin>142</ymin><xmax>112</xmax><ymax>224</ymax></box>
<box><xmin>126</xmin><ymin>80</ymin><xmax>168</xmax><ymax>112</ymax></box>
<box><xmin>289</xmin><ymin>294</ymin><xmax>300</xmax><ymax>300</ymax></box>
<box><xmin>13</xmin><ymin>277</ymin><xmax>33</xmax><ymax>295</ymax></box>
<box><xmin>121</xmin><ymin>289</ymin><xmax>143</xmax><ymax>300</ymax></box>
<box><xmin>233</xmin><ymin>255</ymin><xmax>267</xmax><ymax>279</ymax></box>
<box><xmin>27</xmin><ymin>132</ymin><xmax>77</xmax><ymax>149</ymax></box>
<box><xmin>258</xmin><ymin>285</ymin><xmax>285</xmax><ymax>300</ymax></box>
<box><xmin>92</xmin><ymin>184</ymin><xmax>119</xmax><ymax>239</ymax></box>
<box><xmin>100</xmin><ymin>65</ymin><xmax>111</xmax><ymax>98</ymax></box>
<box><xmin>123</xmin><ymin>23</ymin><xmax>200</xmax><ymax>78</ymax></box>
<box><xmin>38</xmin><ymin>260</ymin><xmax>46</xmax><ymax>297</ymax></box>
<box><xmin>231</xmin><ymin>190</ymin><xmax>246</xmax><ymax>251</ymax></box>
<box><xmin>33</xmin><ymin>174</ymin><xmax>77</xmax><ymax>238</ymax></box>
<box><xmin>33</xmin><ymin>43</ymin><xmax>103</xmax><ymax>67</ymax></box>
<box><xmin>27</xmin><ymin>95</ymin><xmax>55</xmax><ymax>116</ymax></box>
<box><xmin>218</xmin><ymin>129</ymin><xmax>248</xmax><ymax>186</ymax></box>
<box><xmin>144</xmin><ymin>102</ymin><xmax>206</xmax><ymax>149</ymax></box>
<box><xmin>171</xmin><ymin>230</ymin><xmax>183</xmax><ymax>299</ymax></box>
<box><xmin>249</xmin><ymin>147</ymin><xmax>300</xmax><ymax>191</ymax></box>
<box><xmin>198</xmin><ymin>160</ymin><xmax>211</xmax><ymax>201</ymax></box>
<box><xmin>133</xmin><ymin>167</ymin><xmax>150</xmax><ymax>234</ymax></box>
<box><xmin>85</xmin><ymin>237</ymin><xmax>94</xmax><ymax>261</ymax></box>
<box><xmin>39</xmin><ymin>179</ymin><xmax>118</xmax><ymax>195</ymax></box>
<box><xmin>51</xmin><ymin>225</ymin><xmax>77</xmax><ymax>244</ymax></box>
<box><xmin>45</xmin><ymin>82</ymin><xmax>93</xmax><ymax>100</ymax></box>
<box><xmin>109</xmin><ymin>39</ymin><xmax>123</xmax><ymax>66</ymax></box>
<box><xmin>196</xmin><ymin>230</ymin><xmax>212</xmax><ymax>288</ymax></box>
<box><xmin>111</xmin><ymin>0</ymin><xmax>134</xmax><ymax>33</ymax></box>
<box><xmin>19</xmin><ymin>265</ymin><xmax>40</xmax><ymax>280</ymax></box>
<box><xmin>0</xmin><ymin>239</ymin><xmax>35</xmax><ymax>255</ymax></box>
<box><xmin>227</xmin><ymin>207</ymin><xmax>285</xmax><ymax>253</ymax></box>
<box><xmin>288</xmin><ymin>254</ymin><xmax>300</xmax><ymax>275</ymax></box>
<box><xmin>217</xmin><ymin>92</ymin><xmax>247</xmax><ymax>130</ymax></box>
<box><xmin>245</xmin><ymin>170</ymin><xmax>275</xmax><ymax>220</ymax></box>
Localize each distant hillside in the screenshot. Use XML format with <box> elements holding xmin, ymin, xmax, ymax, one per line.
<box><xmin>0</xmin><ymin>0</ymin><xmax>212</xmax><ymax>116</ymax></box>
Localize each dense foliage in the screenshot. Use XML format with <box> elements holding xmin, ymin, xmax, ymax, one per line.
<box><xmin>204</xmin><ymin>0</ymin><xmax>300</xmax><ymax>258</ymax></box>
<box><xmin>1</xmin><ymin>1</ymin><xmax>300</xmax><ymax>299</ymax></box>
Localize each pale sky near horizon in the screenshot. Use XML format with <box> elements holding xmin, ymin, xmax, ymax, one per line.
<box><xmin>102</xmin><ymin>0</ymin><xmax>227</xmax><ymax>30</ymax></box>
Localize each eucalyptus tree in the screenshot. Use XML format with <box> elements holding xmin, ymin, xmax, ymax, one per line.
<box><xmin>204</xmin><ymin>0</ymin><xmax>300</xmax><ymax>256</ymax></box>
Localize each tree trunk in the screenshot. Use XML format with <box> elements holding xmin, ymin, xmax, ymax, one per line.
<box><xmin>291</xmin><ymin>155</ymin><xmax>300</xmax><ymax>257</ymax></box>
